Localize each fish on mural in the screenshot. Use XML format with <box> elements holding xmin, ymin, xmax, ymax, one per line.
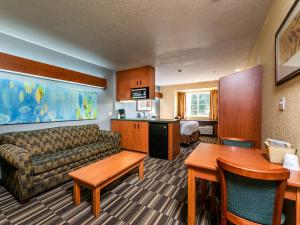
<box><xmin>0</xmin><ymin>73</ymin><xmax>99</xmax><ymax>125</ymax></box>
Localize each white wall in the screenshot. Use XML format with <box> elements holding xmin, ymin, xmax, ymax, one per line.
<box><xmin>0</xmin><ymin>32</ymin><xmax>115</xmax><ymax>132</ymax></box>
<box><xmin>160</xmin><ymin>80</ymin><xmax>219</xmax><ymax>118</ymax></box>
<box><xmin>116</xmin><ymin>99</ymin><xmax>160</xmax><ymax>119</ymax></box>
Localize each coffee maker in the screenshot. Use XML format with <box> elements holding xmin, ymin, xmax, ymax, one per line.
<box><xmin>118</xmin><ymin>109</ymin><xmax>126</xmax><ymax>119</ymax></box>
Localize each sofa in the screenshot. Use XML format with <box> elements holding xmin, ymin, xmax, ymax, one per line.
<box><xmin>0</xmin><ymin>124</ymin><xmax>120</xmax><ymax>202</ymax></box>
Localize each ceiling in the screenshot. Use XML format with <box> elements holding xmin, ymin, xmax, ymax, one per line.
<box><xmin>0</xmin><ymin>0</ymin><xmax>272</xmax><ymax>86</ymax></box>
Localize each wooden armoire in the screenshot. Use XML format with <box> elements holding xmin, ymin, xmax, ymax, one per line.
<box><xmin>218</xmin><ymin>66</ymin><xmax>262</xmax><ymax>148</ymax></box>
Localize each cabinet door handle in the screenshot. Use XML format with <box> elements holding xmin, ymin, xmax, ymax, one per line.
<box><xmin>134</xmin><ymin>124</ymin><xmax>136</xmax><ymax>129</ymax></box>
<box><xmin>137</xmin><ymin>124</ymin><xmax>139</xmax><ymax>129</ymax></box>
<box><xmin>139</xmin><ymin>80</ymin><xmax>142</xmax><ymax>85</ymax></box>
<box><xmin>136</xmin><ymin>80</ymin><xmax>138</xmax><ymax>85</ymax></box>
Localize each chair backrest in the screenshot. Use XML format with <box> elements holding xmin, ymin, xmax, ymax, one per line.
<box><xmin>0</xmin><ymin>124</ymin><xmax>100</xmax><ymax>156</ymax></box>
<box><xmin>217</xmin><ymin>158</ymin><xmax>290</xmax><ymax>225</ymax></box>
<box><xmin>219</xmin><ymin>137</ymin><xmax>256</xmax><ymax>148</ymax></box>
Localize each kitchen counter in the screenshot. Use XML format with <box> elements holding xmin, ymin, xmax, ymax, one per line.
<box><xmin>111</xmin><ymin>118</ymin><xmax>180</xmax><ymax>160</ymax></box>
<box><xmin>111</xmin><ymin>118</ymin><xmax>179</xmax><ymax>123</ymax></box>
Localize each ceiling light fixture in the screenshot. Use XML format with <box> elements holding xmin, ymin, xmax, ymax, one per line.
<box><xmin>235</xmin><ymin>69</ymin><xmax>241</xmax><ymax>72</ymax></box>
<box><xmin>178</xmin><ymin>69</ymin><xmax>182</xmax><ymax>72</ymax></box>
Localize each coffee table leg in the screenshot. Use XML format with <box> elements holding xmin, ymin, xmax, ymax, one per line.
<box><xmin>188</xmin><ymin>167</ymin><xmax>196</xmax><ymax>225</ymax></box>
<box><xmin>92</xmin><ymin>187</ymin><xmax>101</xmax><ymax>217</ymax></box>
<box><xmin>139</xmin><ymin>161</ymin><xmax>144</xmax><ymax>179</ymax></box>
<box><xmin>73</xmin><ymin>180</ymin><xmax>80</xmax><ymax>206</ymax></box>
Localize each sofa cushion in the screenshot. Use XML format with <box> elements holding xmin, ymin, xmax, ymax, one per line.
<box><xmin>0</xmin><ymin>124</ymin><xmax>100</xmax><ymax>156</ymax></box>
<box><xmin>31</xmin><ymin>142</ymin><xmax>114</xmax><ymax>175</ymax></box>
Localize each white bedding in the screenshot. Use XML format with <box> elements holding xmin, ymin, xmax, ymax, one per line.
<box><xmin>180</xmin><ymin>121</ymin><xmax>199</xmax><ymax>136</ymax></box>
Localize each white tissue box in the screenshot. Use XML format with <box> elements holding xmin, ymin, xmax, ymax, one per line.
<box><xmin>283</xmin><ymin>154</ymin><xmax>300</xmax><ymax>170</ymax></box>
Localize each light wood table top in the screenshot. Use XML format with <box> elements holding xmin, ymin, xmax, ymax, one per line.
<box><xmin>185</xmin><ymin>143</ymin><xmax>300</xmax><ymax>188</ymax></box>
<box><xmin>185</xmin><ymin>143</ymin><xmax>300</xmax><ymax>225</ymax></box>
<box><xmin>69</xmin><ymin>151</ymin><xmax>147</xmax><ymax>187</ymax></box>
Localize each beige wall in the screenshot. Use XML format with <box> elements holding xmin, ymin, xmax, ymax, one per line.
<box><xmin>160</xmin><ymin>80</ymin><xmax>219</xmax><ymax>118</ymax></box>
<box><xmin>247</xmin><ymin>0</ymin><xmax>300</xmax><ymax>155</ymax></box>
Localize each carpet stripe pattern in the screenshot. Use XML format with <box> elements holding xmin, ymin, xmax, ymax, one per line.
<box><xmin>0</xmin><ymin>141</ymin><xmax>216</xmax><ymax>225</ymax></box>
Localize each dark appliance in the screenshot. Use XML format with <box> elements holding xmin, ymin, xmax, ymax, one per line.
<box><xmin>131</xmin><ymin>87</ymin><xmax>149</xmax><ymax>99</ymax></box>
<box><xmin>149</xmin><ymin>122</ymin><xmax>168</xmax><ymax>160</ymax></box>
<box><xmin>118</xmin><ymin>109</ymin><xmax>126</xmax><ymax>118</ymax></box>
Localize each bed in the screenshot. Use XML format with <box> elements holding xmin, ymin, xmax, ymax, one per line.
<box><xmin>180</xmin><ymin>120</ymin><xmax>200</xmax><ymax>145</ymax></box>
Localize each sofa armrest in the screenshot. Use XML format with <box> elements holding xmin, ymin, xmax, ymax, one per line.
<box><xmin>0</xmin><ymin>144</ymin><xmax>32</xmax><ymax>169</ymax></box>
<box><xmin>0</xmin><ymin>144</ymin><xmax>33</xmax><ymax>201</ymax></box>
<box><xmin>98</xmin><ymin>130</ymin><xmax>121</xmax><ymax>148</ymax></box>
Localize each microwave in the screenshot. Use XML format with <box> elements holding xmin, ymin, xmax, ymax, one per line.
<box><xmin>131</xmin><ymin>87</ymin><xmax>149</xmax><ymax>99</ymax></box>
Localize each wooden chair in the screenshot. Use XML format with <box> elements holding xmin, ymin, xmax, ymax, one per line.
<box><xmin>217</xmin><ymin>158</ymin><xmax>290</xmax><ymax>225</ymax></box>
<box><xmin>210</xmin><ymin>137</ymin><xmax>256</xmax><ymax>217</ymax></box>
<box><xmin>219</xmin><ymin>137</ymin><xmax>256</xmax><ymax>148</ymax></box>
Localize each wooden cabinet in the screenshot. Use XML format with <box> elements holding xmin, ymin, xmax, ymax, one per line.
<box><xmin>117</xmin><ymin>80</ymin><xmax>131</xmax><ymax>100</ymax></box>
<box><xmin>112</xmin><ymin>119</ymin><xmax>180</xmax><ymax>160</ymax></box>
<box><xmin>116</xmin><ymin>66</ymin><xmax>155</xmax><ymax>101</ymax></box>
<box><xmin>155</xmin><ymin>92</ymin><xmax>163</xmax><ymax>99</ymax></box>
<box><xmin>218</xmin><ymin>66</ymin><xmax>261</xmax><ymax>147</ymax></box>
<box><xmin>134</xmin><ymin>122</ymin><xmax>149</xmax><ymax>152</ymax></box>
<box><xmin>111</xmin><ymin>120</ymin><xmax>149</xmax><ymax>153</ymax></box>
<box><xmin>168</xmin><ymin>122</ymin><xmax>180</xmax><ymax>160</ymax></box>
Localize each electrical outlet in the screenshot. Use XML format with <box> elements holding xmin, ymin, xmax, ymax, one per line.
<box><xmin>279</xmin><ymin>97</ymin><xmax>286</xmax><ymax>110</ymax></box>
<box><xmin>257</xmin><ymin>56</ymin><xmax>261</xmax><ymax>65</ymax></box>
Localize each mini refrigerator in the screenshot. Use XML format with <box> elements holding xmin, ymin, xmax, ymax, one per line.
<box><xmin>149</xmin><ymin>122</ymin><xmax>168</xmax><ymax>160</ymax></box>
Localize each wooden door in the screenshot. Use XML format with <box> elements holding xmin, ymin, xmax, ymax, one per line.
<box><xmin>125</xmin><ymin>121</ymin><xmax>137</xmax><ymax>150</ymax></box>
<box><xmin>168</xmin><ymin>122</ymin><xmax>180</xmax><ymax>160</ymax></box>
<box><xmin>134</xmin><ymin>122</ymin><xmax>149</xmax><ymax>153</ymax></box>
<box><xmin>117</xmin><ymin>80</ymin><xmax>131</xmax><ymax>101</ymax></box>
<box><xmin>112</xmin><ymin>120</ymin><xmax>149</xmax><ymax>153</ymax></box>
<box><xmin>146</xmin><ymin>66</ymin><xmax>155</xmax><ymax>99</ymax></box>
<box><xmin>218</xmin><ymin>66</ymin><xmax>261</xmax><ymax>147</ymax></box>
<box><xmin>111</xmin><ymin>120</ymin><xmax>137</xmax><ymax>150</ymax></box>
<box><xmin>130</xmin><ymin>79</ymin><xmax>140</xmax><ymax>89</ymax></box>
<box><xmin>111</xmin><ymin>120</ymin><xmax>126</xmax><ymax>148</ymax></box>
<box><xmin>116</xmin><ymin>66</ymin><xmax>155</xmax><ymax>100</ymax></box>
<box><xmin>116</xmin><ymin>78</ymin><xmax>124</xmax><ymax>101</ymax></box>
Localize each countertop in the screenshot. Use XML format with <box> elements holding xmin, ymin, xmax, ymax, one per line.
<box><xmin>111</xmin><ymin>118</ymin><xmax>180</xmax><ymax>123</ymax></box>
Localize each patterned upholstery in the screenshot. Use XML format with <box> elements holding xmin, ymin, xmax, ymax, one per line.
<box><xmin>180</xmin><ymin>131</ymin><xmax>200</xmax><ymax>145</ymax></box>
<box><xmin>98</xmin><ymin>130</ymin><xmax>121</xmax><ymax>149</ymax></box>
<box><xmin>0</xmin><ymin>124</ymin><xmax>101</xmax><ymax>156</ymax></box>
<box><xmin>31</xmin><ymin>142</ymin><xmax>115</xmax><ymax>175</ymax></box>
<box><xmin>226</xmin><ymin>172</ymin><xmax>277</xmax><ymax>224</ymax></box>
<box><xmin>0</xmin><ymin>124</ymin><xmax>120</xmax><ymax>201</ymax></box>
<box><xmin>222</xmin><ymin>139</ymin><xmax>254</xmax><ymax>148</ymax></box>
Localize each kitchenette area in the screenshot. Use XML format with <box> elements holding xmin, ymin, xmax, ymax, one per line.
<box><xmin>112</xmin><ymin>65</ymin><xmax>180</xmax><ymax>161</ymax></box>
<box><xmin>111</xmin><ymin>118</ymin><xmax>180</xmax><ymax>160</ymax></box>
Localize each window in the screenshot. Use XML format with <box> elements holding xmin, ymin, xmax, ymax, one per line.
<box><xmin>186</xmin><ymin>92</ymin><xmax>210</xmax><ymax>117</ymax></box>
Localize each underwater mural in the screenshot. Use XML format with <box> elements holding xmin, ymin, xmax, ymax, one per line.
<box><xmin>0</xmin><ymin>71</ymin><xmax>99</xmax><ymax>125</ymax></box>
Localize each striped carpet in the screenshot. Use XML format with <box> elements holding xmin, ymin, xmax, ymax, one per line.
<box><xmin>0</xmin><ymin>141</ymin><xmax>216</xmax><ymax>225</ymax></box>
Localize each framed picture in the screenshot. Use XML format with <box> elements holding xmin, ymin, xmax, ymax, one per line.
<box><xmin>275</xmin><ymin>0</ymin><xmax>300</xmax><ymax>85</ymax></box>
<box><xmin>136</xmin><ymin>99</ymin><xmax>152</xmax><ymax>111</ymax></box>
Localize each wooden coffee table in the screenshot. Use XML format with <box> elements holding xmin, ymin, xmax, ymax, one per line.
<box><xmin>68</xmin><ymin>151</ymin><xmax>146</xmax><ymax>217</ymax></box>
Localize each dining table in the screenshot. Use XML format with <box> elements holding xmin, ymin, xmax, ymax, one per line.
<box><xmin>184</xmin><ymin>143</ymin><xmax>300</xmax><ymax>225</ymax></box>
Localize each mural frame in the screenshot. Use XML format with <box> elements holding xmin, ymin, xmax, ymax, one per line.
<box><xmin>0</xmin><ymin>70</ymin><xmax>99</xmax><ymax>125</ymax></box>
<box><xmin>275</xmin><ymin>0</ymin><xmax>300</xmax><ymax>85</ymax></box>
